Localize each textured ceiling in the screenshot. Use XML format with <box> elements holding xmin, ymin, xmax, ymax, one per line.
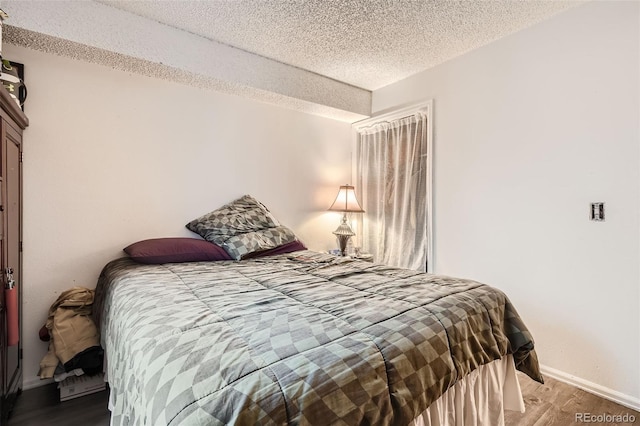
<box><xmin>98</xmin><ymin>0</ymin><xmax>579</xmax><ymax>91</ymax></box>
<box><xmin>2</xmin><ymin>0</ymin><xmax>582</xmax><ymax>121</ymax></box>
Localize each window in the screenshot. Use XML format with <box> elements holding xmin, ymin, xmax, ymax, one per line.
<box><xmin>354</xmin><ymin>101</ymin><xmax>433</xmax><ymax>272</ymax></box>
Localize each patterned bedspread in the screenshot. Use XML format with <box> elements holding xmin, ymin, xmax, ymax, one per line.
<box><xmin>94</xmin><ymin>250</ymin><xmax>542</xmax><ymax>426</ymax></box>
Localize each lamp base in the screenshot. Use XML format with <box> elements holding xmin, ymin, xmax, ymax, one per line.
<box><xmin>335</xmin><ymin>234</ymin><xmax>352</xmax><ymax>257</ymax></box>
<box><xmin>333</xmin><ymin>213</ymin><xmax>355</xmax><ymax>257</ymax></box>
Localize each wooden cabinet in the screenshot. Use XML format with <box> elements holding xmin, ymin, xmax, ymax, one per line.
<box><xmin>0</xmin><ymin>87</ymin><xmax>27</xmax><ymax>423</ymax></box>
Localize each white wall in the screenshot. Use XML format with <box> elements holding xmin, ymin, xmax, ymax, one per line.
<box><xmin>3</xmin><ymin>44</ymin><xmax>353</xmax><ymax>389</ymax></box>
<box><xmin>373</xmin><ymin>1</ymin><xmax>640</xmax><ymax>407</ymax></box>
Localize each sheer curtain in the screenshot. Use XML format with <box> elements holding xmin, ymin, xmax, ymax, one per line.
<box><xmin>356</xmin><ymin>112</ymin><xmax>430</xmax><ymax>271</ymax></box>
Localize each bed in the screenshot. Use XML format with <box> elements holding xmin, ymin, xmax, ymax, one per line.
<box><xmin>94</xmin><ymin>249</ymin><xmax>542</xmax><ymax>426</ymax></box>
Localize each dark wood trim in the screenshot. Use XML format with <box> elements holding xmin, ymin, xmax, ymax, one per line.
<box><xmin>0</xmin><ymin>89</ymin><xmax>27</xmax><ymax>131</ymax></box>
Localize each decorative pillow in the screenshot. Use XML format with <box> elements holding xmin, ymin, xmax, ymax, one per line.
<box><xmin>186</xmin><ymin>195</ymin><xmax>280</xmax><ymax>245</ymax></box>
<box><xmin>124</xmin><ymin>238</ymin><xmax>231</xmax><ymax>264</ymax></box>
<box><xmin>222</xmin><ymin>226</ymin><xmax>297</xmax><ymax>260</ymax></box>
<box><xmin>243</xmin><ymin>240</ymin><xmax>307</xmax><ymax>259</ymax></box>
<box><xmin>186</xmin><ymin>195</ymin><xmax>303</xmax><ymax>260</ymax></box>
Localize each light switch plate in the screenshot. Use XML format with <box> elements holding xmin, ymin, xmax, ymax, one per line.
<box><xmin>590</xmin><ymin>202</ymin><xmax>605</xmax><ymax>221</ymax></box>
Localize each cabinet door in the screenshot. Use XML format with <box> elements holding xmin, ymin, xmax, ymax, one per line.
<box><xmin>0</xmin><ymin>87</ymin><xmax>27</xmax><ymax>423</ymax></box>
<box><xmin>0</xmin><ymin>183</ymin><xmax>3</xmax><ymax>421</ymax></box>
<box><xmin>3</xmin><ymin>120</ymin><xmax>21</xmax><ymax>410</ymax></box>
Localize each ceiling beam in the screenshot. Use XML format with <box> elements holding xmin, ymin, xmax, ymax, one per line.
<box><xmin>1</xmin><ymin>0</ymin><xmax>371</xmax><ymax>122</ymax></box>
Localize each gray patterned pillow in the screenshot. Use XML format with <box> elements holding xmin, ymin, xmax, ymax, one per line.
<box><xmin>222</xmin><ymin>226</ymin><xmax>297</xmax><ymax>260</ymax></box>
<box><xmin>186</xmin><ymin>195</ymin><xmax>299</xmax><ymax>260</ymax></box>
<box><xmin>186</xmin><ymin>195</ymin><xmax>280</xmax><ymax>245</ymax></box>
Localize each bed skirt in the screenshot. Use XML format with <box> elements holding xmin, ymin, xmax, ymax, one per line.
<box><xmin>412</xmin><ymin>354</ymin><xmax>525</xmax><ymax>426</ymax></box>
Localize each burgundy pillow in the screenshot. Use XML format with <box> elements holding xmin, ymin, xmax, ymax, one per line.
<box><xmin>124</xmin><ymin>238</ymin><xmax>232</xmax><ymax>264</ymax></box>
<box><xmin>243</xmin><ymin>240</ymin><xmax>307</xmax><ymax>260</ymax></box>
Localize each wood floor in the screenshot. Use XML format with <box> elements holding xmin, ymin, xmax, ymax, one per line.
<box><xmin>505</xmin><ymin>373</ymin><xmax>639</xmax><ymax>426</ymax></box>
<box><xmin>6</xmin><ymin>374</ymin><xmax>639</xmax><ymax>426</ymax></box>
<box><xmin>7</xmin><ymin>383</ymin><xmax>109</xmax><ymax>426</ymax></box>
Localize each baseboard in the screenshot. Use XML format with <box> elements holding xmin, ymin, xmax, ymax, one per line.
<box><xmin>22</xmin><ymin>376</ymin><xmax>53</xmax><ymax>391</ymax></box>
<box><xmin>540</xmin><ymin>364</ymin><xmax>640</xmax><ymax>412</ymax></box>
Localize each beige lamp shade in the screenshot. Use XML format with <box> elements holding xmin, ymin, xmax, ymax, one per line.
<box><xmin>328</xmin><ymin>185</ymin><xmax>365</xmax><ymax>213</ymax></box>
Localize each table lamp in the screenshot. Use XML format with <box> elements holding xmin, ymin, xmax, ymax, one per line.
<box><xmin>328</xmin><ymin>184</ymin><xmax>364</xmax><ymax>256</ymax></box>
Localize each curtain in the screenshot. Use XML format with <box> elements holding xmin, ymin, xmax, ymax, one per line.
<box><xmin>356</xmin><ymin>113</ymin><xmax>429</xmax><ymax>271</ymax></box>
